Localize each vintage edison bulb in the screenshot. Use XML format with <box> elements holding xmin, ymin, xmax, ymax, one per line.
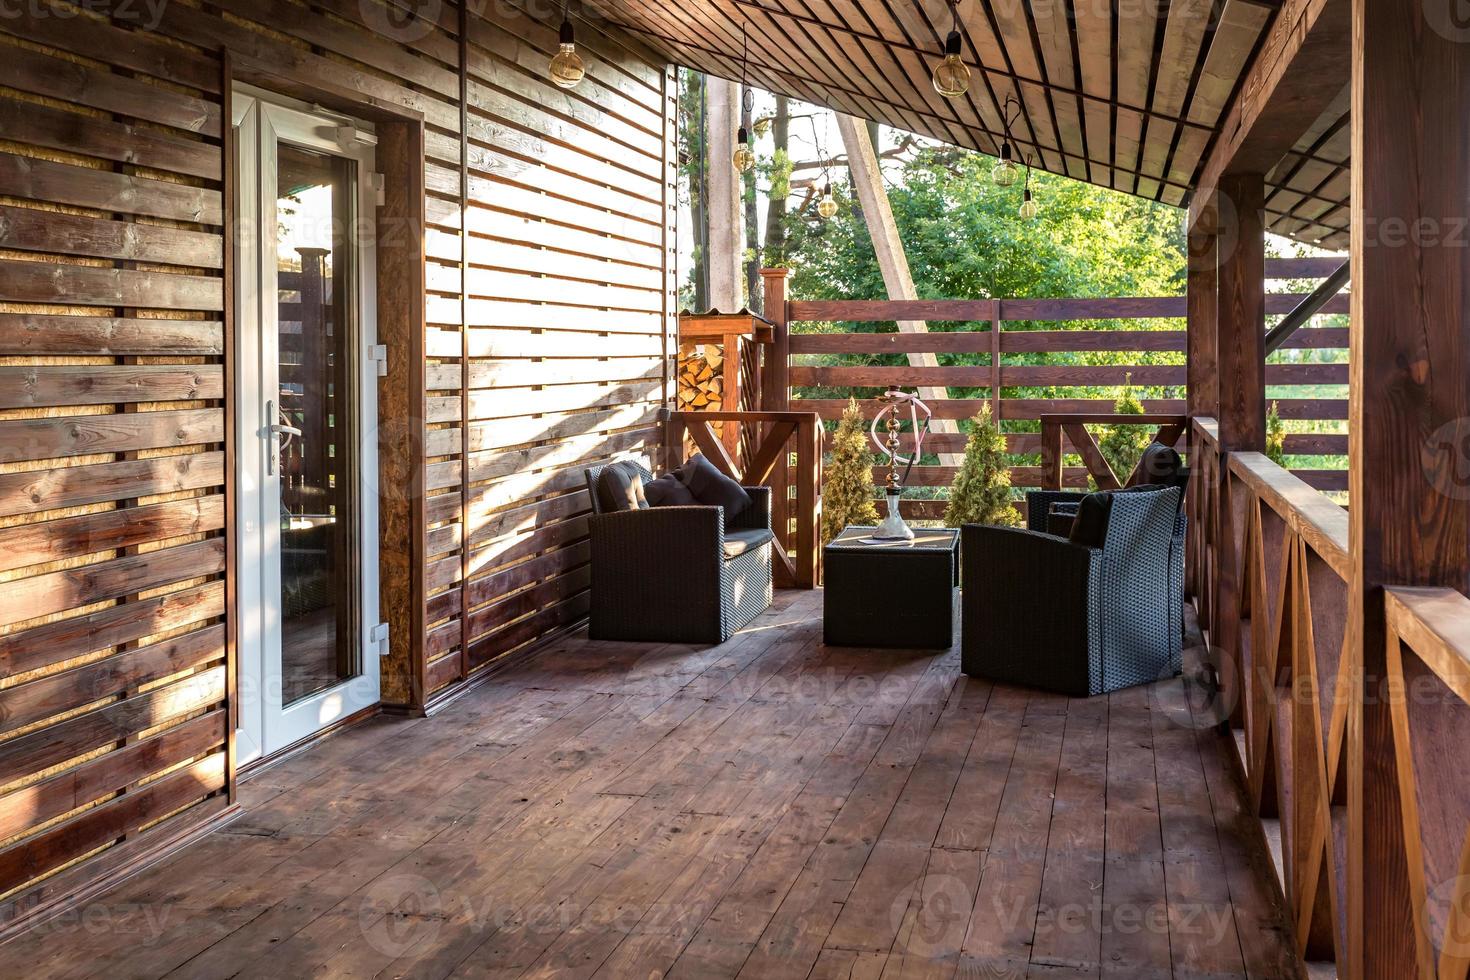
<box><xmin>817</xmin><ymin>185</ymin><xmax>838</xmax><ymax>219</ymax></box>
<box><xmin>549</xmin><ymin>22</ymin><xmax>585</xmax><ymax>89</ymax></box>
<box><xmin>733</xmin><ymin>129</ymin><xmax>755</xmax><ymax>173</ymax></box>
<box><xmin>932</xmin><ymin>32</ymin><xmax>970</xmax><ymax>98</ymax></box>
<box><xmin>992</xmin><ymin>149</ymin><xmax>1019</xmax><ymax>187</ymax></box>
<box><xmin>1019</xmin><ymin>189</ymin><xmax>1039</xmax><ymax>220</ymax></box>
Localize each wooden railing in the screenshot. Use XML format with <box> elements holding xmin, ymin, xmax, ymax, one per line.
<box><xmin>1038</xmin><ymin>412</ymin><xmax>1187</xmax><ymax>489</ymax></box>
<box><xmin>1382</xmin><ymin>587</ymin><xmax>1470</xmax><ymax>979</ymax></box>
<box><xmin>1186</xmin><ymin>416</ymin><xmax>1470</xmax><ymax>975</ymax></box>
<box><xmin>1189</xmin><ymin>417</ymin><xmax>1353</xmax><ymax>966</ymax></box>
<box><xmin>661</xmin><ymin>410</ymin><xmax>822</xmax><ymax>589</ymax></box>
<box><xmin>781</xmin><ymin>265</ymin><xmax>1350</xmax><ymax>519</ymax></box>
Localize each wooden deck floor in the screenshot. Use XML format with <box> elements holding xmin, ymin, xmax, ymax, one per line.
<box><xmin>6</xmin><ymin>589</ymin><xmax>1301</xmax><ymax>979</ymax></box>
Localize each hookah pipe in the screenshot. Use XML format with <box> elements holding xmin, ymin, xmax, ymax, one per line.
<box><xmin>869</xmin><ymin>386</ymin><xmax>932</xmax><ymax>539</ymax></box>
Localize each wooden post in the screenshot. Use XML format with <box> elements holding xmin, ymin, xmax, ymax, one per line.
<box><xmin>1212</xmin><ymin>174</ymin><xmax>1265</xmax><ymax>734</ymax></box>
<box><xmin>835</xmin><ymin>114</ymin><xmax>959</xmax><ymax>465</ymax></box>
<box><xmin>761</xmin><ymin>269</ymin><xmax>792</xmax><ymax>559</ymax></box>
<box><xmin>1186</xmin><ymin>205</ymin><xmax>1219</xmax><ymax>421</ymax></box>
<box><xmin>1348</xmin><ymin>0</ymin><xmax>1470</xmax><ymax>974</ymax></box>
<box><xmin>1215</xmin><ymin>174</ymin><xmax>1266</xmax><ymax>450</ymax></box>
<box><xmin>795</xmin><ymin>413</ymin><xmax>820</xmax><ymax>587</ymax></box>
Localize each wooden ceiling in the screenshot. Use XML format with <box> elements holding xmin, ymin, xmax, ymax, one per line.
<box><xmin>582</xmin><ymin>0</ymin><xmax>1351</xmax><ymax>249</ymax></box>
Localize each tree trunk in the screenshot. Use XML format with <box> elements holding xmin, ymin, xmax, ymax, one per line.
<box><xmin>707</xmin><ymin>75</ymin><xmax>741</xmax><ymax>310</ymax></box>
<box><xmin>689</xmin><ymin>72</ymin><xmax>709</xmax><ymax>311</ymax></box>
<box><xmin>741</xmin><ymin>86</ymin><xmax>760</xmax><ymax>312</ymax></box>
<box><xmin>762</xmin><ymin>96</ymin><xmax>789</xmax><ymax>269</ymax></box>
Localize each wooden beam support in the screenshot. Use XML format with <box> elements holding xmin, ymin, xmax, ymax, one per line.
<box><xmin>1348</xmin><ymin>0</ymin><xmax>1470</xmax><ymax>976</ymax></box>
<box><xmin>1215</xmin><ymin>174</ymin><xmax>1267</xmax><ymax>451</ymax></box>
<box><xmin>834</xmin><ymin>113</ymin><xmax>959</xmax><ymax>465</ymax></box>
<box><xmin>1187</xmin><ymin>201</ymin><xmax>1220</xmax><ymax>419</ymax></box>
<box><xmin>1189</xmin><ymin>0</ymin><xmax>1350</xmax><ymax>231</ymax></box>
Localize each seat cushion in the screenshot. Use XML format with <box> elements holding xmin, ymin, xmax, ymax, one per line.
<box><xmin>644</xmin><ymin>471</ymin><xmax>697</xmax><ymax>507</ymax></box>
<box><xmin>1067</xmin><ymin>491</ymin><xmax>1112</xmax><ymax>548</ymax></box>
<box><xmin>1128</xmin><ymin>442</ymin><xmax>1183</xmax><ymax>488</ymax></box>
<box><xmin>722</xmin><ymin>528</ymin><xmax>774</xmax><ymax>560</ymax></box>
<box><xmin>681</xmin><ymin>454</ymin><xmax>752</xmax><ymax>519</ymax></box>
<box><xmin>596</xmin><ymin>460</ymin><xmax>647</xmax><ymax>512</ymax></box>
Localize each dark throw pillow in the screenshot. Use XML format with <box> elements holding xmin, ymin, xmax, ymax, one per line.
<box><xmin>1129</xmin><ymin>442</ymin><xmax>1183</xmax><ymax>488</ymax></box>
<box><xmin>644</xmin><ymin>472</ymin><xmax>697</xmax><ymax>507</ymax></box>
<box><xmin>1068</xmin><ymin>491</ymin><xmax>1113</xmax><ymax>549</ymax></box>
<box><xmin>596</xmin><ymin>460</ymin><xmax>647</xmax><ymax>513</ymax></box>
<box><xmin>681</xmin><ymin>454</ymin><xmax>752</xmax><ymax>519</ymax></box>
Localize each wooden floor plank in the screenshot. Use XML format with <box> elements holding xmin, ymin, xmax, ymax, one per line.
<box><xmin>0</xmin><ymin>590</ymin><xmax>1300</xmax><ymax>980</ymax></box>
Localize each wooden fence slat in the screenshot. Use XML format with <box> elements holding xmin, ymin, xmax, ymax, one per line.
<box><xmin>0</xmin><ymin>315</ymin><xmax>224</xmax><ymax>356</ymax></box>
<box><xmin>0</xmin><ymin>408</ymin><xmax>222</xmax><ymax>463</ymax></box>
<box><xmin>0</xmin><ymin>365</ymin><xmax>223</xmax><ymax>409</ymax></box>
<box><xmin>0</xmin><ymin>495</ymin><xmax>224</xmax><ymax>572</ymax></box>
<box><xmin>0</xmin><ymin>581</ymin><xmax>223</xmax><ymax>679</ymax></box>
<box><xmin>0</xmin><ymin>624</ymin><xmax>225</xmax><ymax>736</ymax></box>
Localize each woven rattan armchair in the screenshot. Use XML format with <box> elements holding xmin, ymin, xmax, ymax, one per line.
<box><xmin>583</xmin><ymin>461</ymin><xmax>774</xmax><ymax>644</ymax></box>
<box><xmin>962</xmin><ymin>486</ymin><xmax>1183</xmax><ymax>697</ymax></box>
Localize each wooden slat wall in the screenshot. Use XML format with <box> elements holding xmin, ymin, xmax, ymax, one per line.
<box><xmin>0</xmin><ymin>4</ymin><xmax>231</xmax><ymax>926</ymax></box>
<box><xmin>0</xmin><ymin>0</ymin><xmax>674</xmax><ymax>922</ymax></box>
<box><xmin>426</xmin><ymin>10</ymin><xmax>675</xmax><ymax>701</ymax></box>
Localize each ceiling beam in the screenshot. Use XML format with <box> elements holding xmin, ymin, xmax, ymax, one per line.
<box><xmin>1188</xmin><ymin>0</ymin><xmax>1349</xmax><ymax>229</ymax></box>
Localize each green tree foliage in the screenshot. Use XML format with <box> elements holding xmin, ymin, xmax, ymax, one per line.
<box><xmin>944</xmin><ymin>404</ymin><xmax>1021</xmax><ymax>527</ymax></box>
<box><xmin>782</xmin><ymin>147</ymin><xmax>1186</xmax><ymax>310</ymax></box>
<box><xmin>821</xmin><ymin>398</ymin><xmax>880</xmax><ymax>543</ymax></box>
<box><xmin>1266</xmin><ymin>400</ymin><xmax>1287</xmax><ymax>466</ymax></box>
<box><xmin>1098</xmin><ymin>376</ymin><xmax>1151</xmax><ymax>484</ymax></box>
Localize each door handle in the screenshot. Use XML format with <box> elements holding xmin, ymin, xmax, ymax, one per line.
<box><xmin>265</xmin><ymin>399</ymin><xmax>301</xmax><ymax>476</ymax></box>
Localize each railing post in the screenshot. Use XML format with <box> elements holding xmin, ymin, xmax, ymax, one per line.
<box><xmin>761</xmin><ymin>268</ymin><xmax>793</xmax><ymax>554</ymax></box>
<box><xmin>1039</xmin><ymin>418</ymin><xmax>1063</xmax><ymax>491</ymax></box>
<box><xmin>1212</xmin><ymin>175</ymin><xmax>1265</xmax><ymax>735</ymax></box>
<box><xmin>1348</xmin><ymin>1</ymin><xmax>1470</xmax><ymax>974</ymax></box>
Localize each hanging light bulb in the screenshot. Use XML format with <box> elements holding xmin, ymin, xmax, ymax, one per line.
<box><xmin>992</xmin><ymin>142</ymin><xmax>1019</xmax><ymax>186</ymax></box>
<box><xmin>1019</xmin><ymin>187</ymin><xmax>1039</xmax><ymax>220</ymax></box>
<box><xmin>548</xmin><ymin>10</ymin><xmax>585</xmax><ymax>89</ymax></box>
<box><xmin>932</xmin><ymin>32</ymin><xmax>970</xmax><ymax>98</ymax></box>
<box><xmin>733</xmin><ymin>126</ymin><xmax>755</xmax><ymax>173</ymax></box>
<box><xmin>732</xmin><ymin>23</ymin><xmax>756</xmax><ymax>174</ymax></box>
<box><xmin>992</xmin><ymin>95</ymin><xmax>1022</xmax><ymax>186</ymax></box>
<box><xmin>1018</xmin><ymin>157</ymin><xmax>1038</xmax><ymax>219</ymax></box>
<box><xmin>932</xmin><ymin>0</ymin><xmax>970</xmax><ymax>98</ymax></box>
<box><xmin>817</xmin><ymin>183</ymin><xmax>838</xmax><ymax>219</ymax></box>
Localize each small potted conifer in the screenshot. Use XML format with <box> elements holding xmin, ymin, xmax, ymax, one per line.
<box><xmin>821</xmin><ymin>398</ymin><xmax>880</xmax><ymax>545</ymax></box>
<box><xmin>944</xmin><ymin>403</ymin><xmax>1020</xmax><ymax>528</ymax></box>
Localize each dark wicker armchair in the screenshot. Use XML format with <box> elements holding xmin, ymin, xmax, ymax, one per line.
<box><xmin>962</xmin><ymin>485</ymin><xmax>1183</xmax><ymax>697</ymax></box>
<box><xmin>1027</xmin><ymin>451</ymin><xmax>1189</xmax><ymax>640</ymax></box>
<box><xmin>584</xmin><ymin>461</ymin><xmax>774</xmax><ymax>645</ymax></box>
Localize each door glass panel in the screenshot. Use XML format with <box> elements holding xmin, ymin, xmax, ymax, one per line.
<box><xmin>276</xmin><ymin>143</ymin><xmax>357</xmax><ymax>706</ymax></box>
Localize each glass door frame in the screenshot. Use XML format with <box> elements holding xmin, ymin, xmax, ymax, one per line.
<box><xmin>232</xmin><ymin>86</ymin><xmax>381</xmax><ymax>764</ymax></box>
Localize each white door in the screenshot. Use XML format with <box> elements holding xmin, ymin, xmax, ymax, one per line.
<box><xmin>233</xmin><ymin>88</ymin><xmax>382</xmax><ymax>764</ymax></box>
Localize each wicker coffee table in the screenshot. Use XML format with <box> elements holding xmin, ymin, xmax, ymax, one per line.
<box><xmin>823</xmin><ymin>526</ymin><xmax>959</xmax><ymax>649</ymax></box>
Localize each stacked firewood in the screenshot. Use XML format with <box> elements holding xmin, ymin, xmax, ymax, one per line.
<box><xmin>677</xmin><ymin>342</ymin><xmax>725</xmax><ymax>410</ymax></box>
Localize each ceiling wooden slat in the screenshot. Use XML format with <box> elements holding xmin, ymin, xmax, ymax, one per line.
<box><xmin>577</xmin><ymin>0</ymin><xmax>1350</xmax><ymax>246</ymax></box>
